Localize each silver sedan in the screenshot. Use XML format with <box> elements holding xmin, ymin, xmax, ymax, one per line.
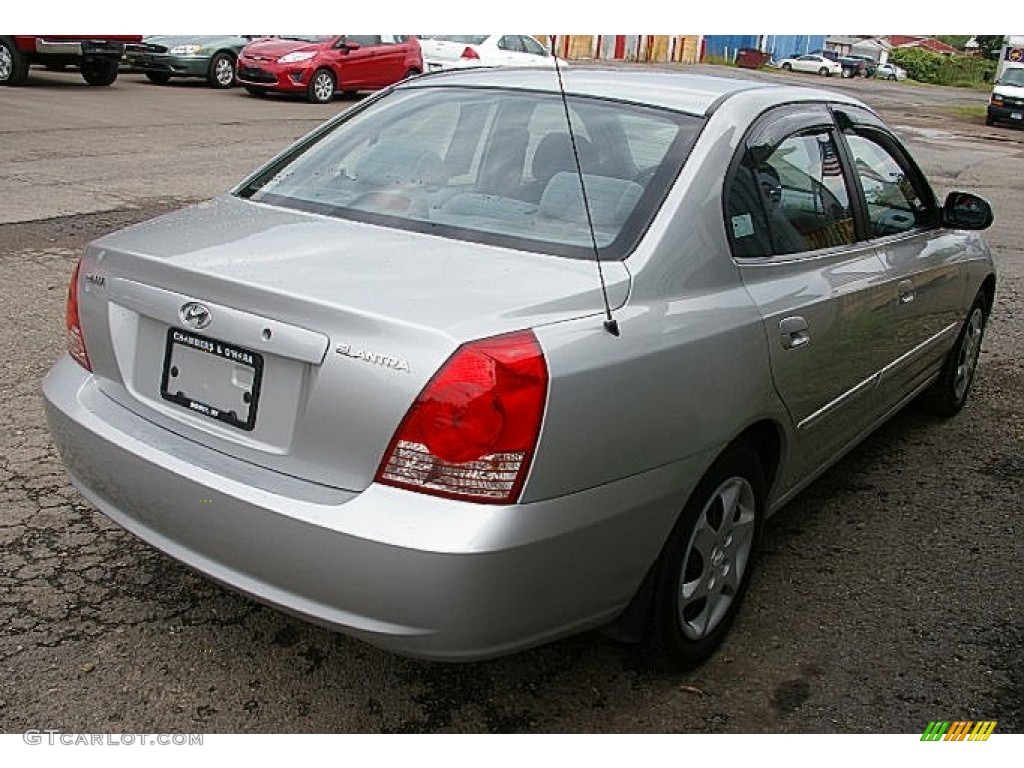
<box><xmin>44</xmin><ymin>67</ymin><xmax>996</xmax><ymax>669</ymax></box>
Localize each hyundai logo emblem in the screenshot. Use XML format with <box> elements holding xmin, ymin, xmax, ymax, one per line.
<box><xmin>179</xmin><ymin>302</ymin><xmax>212</xmax><ymax>330</ymax></box>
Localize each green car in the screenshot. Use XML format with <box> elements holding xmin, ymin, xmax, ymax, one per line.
<box><xmin>127</xmin><ymin>35</ymin><xmax>255</xmax><ymax>88</ymax></box>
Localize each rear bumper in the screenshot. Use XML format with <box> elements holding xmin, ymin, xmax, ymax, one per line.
<box><xmin>43</xmin><ymin>355</ymin><xmax>701</xmax><ymax>660</ymax></box>
<box><xmin>34</xmin><ymin>38</ymin><xmax>126</xmax><ymax>60</ymax></box>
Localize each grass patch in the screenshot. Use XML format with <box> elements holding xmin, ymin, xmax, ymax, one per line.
<box><xmin>953</xmin><ymin>105</ymin><xmax>988</xmax><ymax>120</ymax></box>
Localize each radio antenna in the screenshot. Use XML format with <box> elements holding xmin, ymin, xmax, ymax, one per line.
<box><xmin>550</xmin><ymin>36</ymin><xmax>620</xmax><ymax>337</ymax></box>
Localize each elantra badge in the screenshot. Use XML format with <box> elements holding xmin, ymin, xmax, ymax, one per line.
<box><xmin>179</xmin><ymin>302</ymin><xmax>212</xmax><ymax>330</ymax></box>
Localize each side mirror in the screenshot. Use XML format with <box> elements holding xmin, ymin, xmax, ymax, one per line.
<box><xmin>942</xmin><ymin>191</ymin><xmax>993</xmax><ymax>230</ymax></box>
<box><xmin>340</xmin><ymin>41</ymin><xmax>362</xmax><ymax>52</ymax></box>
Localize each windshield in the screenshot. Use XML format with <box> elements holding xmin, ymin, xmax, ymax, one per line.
<box><xmin>1000</xmin><ymin>68</ymin><xmax>1024</xmax><ymax>87</ymax></box>
<box><xmin>278</xmin><ymin>35</ymin><xmax>333</xmax><ymax>43</ymax></box>
<box><xmin>238</xmin><ymin>86</ymin><xmax>704</xmax><ymax>260</ymax></box>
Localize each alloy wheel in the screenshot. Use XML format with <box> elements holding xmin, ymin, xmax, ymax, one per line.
<box><xmin>953</xmin><ymin>307</ymin><xmax>984</xmax><ymax>402</ymax></box>
<box><xmin>677</xmin><ymin>476</ymin><xmax>757</xmax><ymax>641</ymax></box>
<box><xmin>0</xmin><ymin>44</ymin><xmax>12</xmax><ymax>82</ymax></box>
<box><xmin>312</xmin><ymin>71</ymin><xmax>333</xmax><ymax>102</ymax></box>
<box><xmin>214</xmin><ymin>56</ymin><xmax>234</xmax><ymax>87</ymax></box>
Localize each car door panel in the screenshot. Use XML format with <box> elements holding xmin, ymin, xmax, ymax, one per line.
<box><xmin>833</xmin><ymin>106</ymin><xmax>967</xmax><ymax>400</ymax></box>
<box><xmin>726</xmin><ymin>105</ymin><xmax>898</xmax><ymax>491</ymax></box>
<box><xmin>738</xmin><ymin>246</ymin><xmax>894</xmax><ymax>490</ymax></box>
<box><xmin>337</xmin><ymin>36</ymin><xmax>383</xmax><ymax>89</ymax></box>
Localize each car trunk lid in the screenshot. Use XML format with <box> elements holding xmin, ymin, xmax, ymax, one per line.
<box><xmin>76</xmin><ymin>195</ymin><xmax>629</xmax><ymax>491</ymax></box>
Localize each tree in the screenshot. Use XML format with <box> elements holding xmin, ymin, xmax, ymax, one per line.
<box><xmin>975</xmin><ymin>36</ymin><xmax>1006</xmax><ymax>60</ymax></box>
<box><xmin>936</xmin><ymin>35</ymin><xmax>970</xmax><ymax>51</ymax></box>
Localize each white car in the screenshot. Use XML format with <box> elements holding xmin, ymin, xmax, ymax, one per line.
<box><xmin>419</xmin><ymin>34</ymin><xmax>562</xmax><ymax>72</ymax></box>
<box><xmin>778</xmin><ymin>54</ymin><xmax>843</xmax><ymax>77</ymax></box>
<box><xmin>875</xmin><ymin>62</ymin><xmax>908</xmax><ymax>81</ymax></box>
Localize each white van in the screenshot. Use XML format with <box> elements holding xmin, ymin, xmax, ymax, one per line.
<box><xmin>987</xmin><ymin>64</ymin><xmax>1024</xmax><ymax>127</ymax></box>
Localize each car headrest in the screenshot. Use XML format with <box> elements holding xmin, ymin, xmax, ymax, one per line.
<box><xmin>539</xmin><ymin>172</ymin><xmax>643</xmax><ymax>229</ymax></box>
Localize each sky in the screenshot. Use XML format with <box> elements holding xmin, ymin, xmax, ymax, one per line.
<box><xmin>5</xmin><ymin>3</ymin><xmax>1009</xmax><ymax>36</ymax></box>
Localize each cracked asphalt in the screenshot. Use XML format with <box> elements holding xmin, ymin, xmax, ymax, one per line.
<box><xmin>0</xmin><ymin>66</ymin><xmax>1021</xmax><ymax>734</ymax></box>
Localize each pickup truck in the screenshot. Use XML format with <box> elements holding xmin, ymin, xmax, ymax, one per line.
<box><xmin>1</xmin><ymin>35</ymin><xmax>143</xmax><ymax>86</ymax></box>
<box><xmin>808</xmin><ymin>49</ymin><xmax>869</xmax><ymax>78</ymax></box>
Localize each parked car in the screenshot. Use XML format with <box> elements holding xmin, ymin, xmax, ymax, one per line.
<box><xmin>778</xmin><ymin>54</ymin><xmax>843</xmax><ymax>77</ymax></box>
<box><xmin>43</xmin><ymin>68</ymin><xmax>996</xmax><ymax>669</ymax></box>
<box><xmin>0</xmin><ymin>35</ymin><xmax>142</xmax><ymax>86</ymax></box>
<box><xmin>985</xmin><ymin>65</ymin><xmax>1024</xmax><ymax>126</ymax></box>
<box><xmin>845</xmin><ymin>54</ymin><xmax>877</xmax><ymax>78</ymax></box>
<box><xmin>126</xmin><ymin>35</ymin><xmax>253</xmax><ymax>89</ymax></box>
<box><xmin>237</xmin><ymin>35</ymin><xmax>422</xmax><ymax>103</ymax></box>
<box><xmin>419</xmin><ymin>34</ymin><xmax>560</xmax><ymax>72</ymax></box>
<box><xmin>806</xmin><ymin>49</ymin><xmax>864</xmax><ymax>78</ymax></box>
<box><xmin>875</xmin><ymin>62</ymin><xmax>908</xmax><ymax>81</ymax></box>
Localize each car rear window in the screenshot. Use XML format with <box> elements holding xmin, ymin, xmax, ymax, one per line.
<box><xmin>420</xmin><ymin>35</ymin><xmax>490</xmax><ymax>45</ymax></box>
<box><xmin>237</xmin><ymin>86</ymin><xmax>704</xmax><ymax>260</ymax></box>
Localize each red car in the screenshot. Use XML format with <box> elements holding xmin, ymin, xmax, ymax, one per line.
<box><xmin>237</xmin><ymin>35</ymin><xmax>422</xmax><ymax>103</ymax></box>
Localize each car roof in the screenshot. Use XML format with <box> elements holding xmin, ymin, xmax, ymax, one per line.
<box><xmin>401</xmin><ymin>67</ymin><xmax>783</xmax><ymax>117</ymax></box>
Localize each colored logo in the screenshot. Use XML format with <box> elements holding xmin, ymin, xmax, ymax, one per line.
<box><xmin>1007</xmin><ymin>47</ymin><xmax>1023</xmax><ymax>62</ymax></box>
<box><xmin>921</xmin><ymin>721</ymin><xmax>997</xmax><ymax>741</ymax></box>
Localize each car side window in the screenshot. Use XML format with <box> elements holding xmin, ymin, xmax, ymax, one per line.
<box><xmin>727</xmin><ymin>130</ymin><xmax>856</xmax><ymax>257</ymax></box>
<box><xmin>842</xmin><ymin>130</ymin><xmax>935</xmax><ymax>237</ymax></box>
<box><xmin>499</xmin><ymin>36</ymin><xmax>523</xmax><ymax>53</ymax></box>
<box><xmin>346</xmin><ymin>36</ymin><xmax>382</xmax><ymax>48</ymax></box>
<box><xmin>520</xmin><ymin>36</ymin><xmax>547</xmax><ymax>56</ymax></box>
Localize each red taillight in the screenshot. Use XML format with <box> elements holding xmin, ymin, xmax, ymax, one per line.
<box><xmin>376</xmin><ymin>330</ymin><xmax>548</xmax><ymax>504</ymax></box>
<box><xmin>460</xmin><ymin>46</ymin><xmax>480</xmax><ymax>60</ymax></box>
<box><xmin>66</xmin><ymin>259</ymin><xmax>91</xmax><ymax>371</ymax></box>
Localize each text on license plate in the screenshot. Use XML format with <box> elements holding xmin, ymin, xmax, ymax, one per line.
<box><xmin>159</xmin><ymin>328</ymin><xmax>264</xmax><ymax>431</ymax></box>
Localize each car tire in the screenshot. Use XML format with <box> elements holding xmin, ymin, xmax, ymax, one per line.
<box><xmin>841</xmin><ymin>68</ymin><xmax>852</xmax><ymax>78</ymax></box>
<box><xmin>781</xmin><ymin>62</ymin><xmax>792</xmax><ymax>71</ymax></box>
<box><xmin>888</xmin><ymin>74</ymin><xmax>896</xmax><ymax>81</ymax></box>
<box><xmin>985</xmin><ymin>113</ymin><xmax>995</xmax><ymax>126</ymax></box>
<box><xmin>819</xmin><ymin>67</ymin><xmax>830</xmax><ymax>76</ymax></box>
<box><xmin>0</xmin><ymin>36</ymin><xmax>29</xmax><ymax>86</ymax></box>
<box><xmin>307</xmin><ymin>68</ymin><xmax>335</xmax><ymax>104</ymax></box>
<box><xmin>920</xmin><ymin>293</ymin><xmax>988</xmax><ymax>418</ymax></box>
<box><xmin>145</xmin><ymin>72</ymin><xmax>172</xmax><ymax>85</ymax></box>
<box><xmin>81</xmin><ymin>59</ymin><xmax>119</xmax><ymax>86</ymax></box>
<box><xmin>244</xmin><ymin>85</ymin><xmax>267</xmax><ymax>97</ymax></box>
<box><xmin>640</xmin><ymin>442</ymin><xmax>765</xmax><ymax>671</ymax></box>
<box><xmin>207</xmin><ymin>52</ymin><xmax>236</xmax><ymax>89</ymax></box>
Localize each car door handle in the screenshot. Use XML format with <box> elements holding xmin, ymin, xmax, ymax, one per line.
<box><xmin>779</xmin><ymin>316</ymin><xmax>810</xmax><ymax>349</ymax></box>
<box><xmin>898</xmin><ymin>279</ymin><xmax>915</xmax><ymax>305</ymax></box>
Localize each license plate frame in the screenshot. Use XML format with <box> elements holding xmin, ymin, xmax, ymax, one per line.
<box><xmin>160</xmin><ymin>328</ymin><xmax>264</xmax><ymax>432</ymax></box>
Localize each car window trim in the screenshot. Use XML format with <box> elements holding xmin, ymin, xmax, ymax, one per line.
<box><xmin>830</xmin><ymin>104</ymin><xmax>941</xmax><ymax>241</ymax></box>
<box><xmin>724</xmin><ymin>101</ymin><xmax>864</xmax><ymax>262</ymax></box>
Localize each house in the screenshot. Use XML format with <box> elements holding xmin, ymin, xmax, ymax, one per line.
<box><xmin>850</xmin><ymin>37</ymin><xmax>892</xmax><ymax>64</ymax></box>
<box><xmin>888</xmin><ymin>36</ymin><xmax>961</xmax><ymax>56</ymax></box>
<box><xmin>701</xmin><ymin>35</ymin><xmax>827</xmax><ymax>63</ymax></box>
<box><xmin>545</xmin><ymin>35</ymin><xmax>701</xmax><ymax>64</ymax></box>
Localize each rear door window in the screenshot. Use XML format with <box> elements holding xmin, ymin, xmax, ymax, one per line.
<box><xmin>728</xmin><ymin>131</ymin><xmax>856</xmax><ymax>257</ymax></box>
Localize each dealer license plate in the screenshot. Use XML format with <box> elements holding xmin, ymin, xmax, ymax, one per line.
<box><xmin>160</xmin><ymin>328</ymin><xmax>263</xmax><ymax>431</ymax></box>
